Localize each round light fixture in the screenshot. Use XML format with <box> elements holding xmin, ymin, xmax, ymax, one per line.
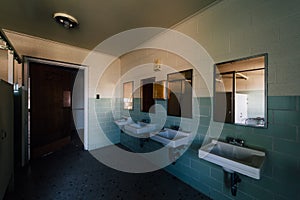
<box><xmin>53</xmin><ymin>12</ymin><xmax>78</xmax><ymax>29</ymax></box>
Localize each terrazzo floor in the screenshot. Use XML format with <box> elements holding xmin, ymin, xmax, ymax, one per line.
<box><xmin>4</xmin><ymin>137</ymin><xmax>211</xmax><ymax>200</ymax></box>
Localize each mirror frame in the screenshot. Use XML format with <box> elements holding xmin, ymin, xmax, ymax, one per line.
<box><xmin>213</xmin><ymin>53</ymin><xmax>268</xmax><ymax>128</ymax></box>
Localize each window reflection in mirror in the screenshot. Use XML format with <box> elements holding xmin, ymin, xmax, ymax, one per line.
<box><xmin>123</xmin><ymin>81</ymin><xmax>133</xmax><ymax>110</ymax></box>
<box><xmin>214</xmin><ymin>54</ymin><xmax>267</xmax><ymax>128</ymax></box>
<box><xmin>153</xmin><ymin>80</ymin><xmax>167</xmax><ymax>100</ymax></box>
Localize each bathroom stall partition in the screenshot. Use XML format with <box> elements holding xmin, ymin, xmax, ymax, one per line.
<box><xmin>0</xmin><ymin>80</ymin><xmax>14</xmax><ymax>200</ymax></box>
<box><xmin>0</xmin><ymin>35</ymin><xmax>14</xmax><ymax>199</ymax></box>
<box><xmin>0</xmin><ymin>29</ymin><xmax>24</xmax><ymax>199</ymax></box>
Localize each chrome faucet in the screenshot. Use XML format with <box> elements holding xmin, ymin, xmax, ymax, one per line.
<box><xmin>226</xmin><ymin>137</ymin><xmax>245</xmax><ymax>147</ymax></box>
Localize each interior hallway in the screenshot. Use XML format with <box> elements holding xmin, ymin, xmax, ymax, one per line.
<box><xmin>4</xmin><ymin>135</ymin><xmax>211</xmax><ymax>200</ymax></box>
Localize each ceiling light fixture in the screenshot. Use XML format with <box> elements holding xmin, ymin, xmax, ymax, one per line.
<box><xmin>53</xmin><ymin>12</ymin><xmax>78</xmax><ymax>29</ymax></box>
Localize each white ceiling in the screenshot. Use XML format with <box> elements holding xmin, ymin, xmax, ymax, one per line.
<box><xmin>0</xmin><ymin>0</ymin><xmax>218</xmax><ymax>50</ymax></box>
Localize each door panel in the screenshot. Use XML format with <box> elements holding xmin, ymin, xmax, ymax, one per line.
<box><xmin>0</xmin><ymin>80</ymin><xmax>14</xmax><ymax>199</ymax></box>
<box><xmin>29</xmin><ymin>62</ymin><xmax>78</xmax><ymax>158</ymax></box>
<box><xmin>214</xmin><ymin>92</ymin><xmax>233</xmax><ymax>123</ymax></box>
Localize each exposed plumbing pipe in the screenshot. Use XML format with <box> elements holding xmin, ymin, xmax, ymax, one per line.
<box><xmin>230</xmin><ymin>172</ymin><xmax>241</xmax><ymax>196</ymax></box>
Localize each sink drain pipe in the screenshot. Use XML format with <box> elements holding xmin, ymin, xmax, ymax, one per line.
<box><xmin>231</xmin><ymin>172</ymin><xmax>241</xmax><ymax>196</ymax></box>
<box><xmin>223</xmin><ymin>168</ymin><xmax>242</xmax><ymax>196</ymax></box>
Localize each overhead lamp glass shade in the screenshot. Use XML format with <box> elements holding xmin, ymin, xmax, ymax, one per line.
<box><xmin>53</xmin><ymin>12</ymin><xmax>78</xmax><ymax>29</ymax></box>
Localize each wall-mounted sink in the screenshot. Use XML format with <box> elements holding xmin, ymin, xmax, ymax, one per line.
<box><xmin>150</xmin><ymin>128</ymin><xmax>191</xmax><ymax>148</ymax></box>
<box><xmin>198</xmin><ymin>139</ymin><xmax>265</xmax><ymax>179</ymax></box>
<box><xmin>114</xmin><ymin>116</ymin><xmax>132</xmax><ymax>127</ymax></box>
<box><xmin>124</xmin><ymin>122</ymin><xmax>156</xmax><ymax>134</ymax></box>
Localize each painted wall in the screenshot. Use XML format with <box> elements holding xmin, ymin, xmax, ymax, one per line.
<box><xmin>0</xmin><ymin>50</ymin><xmax>8</xmax><ymax>81</ymax></box>
<box><xmin>5</xmin><ymin>0</ymin><xmax>300</xmax><ymax>198</ymax></box>
<box><xmin>5</xmin><ymin>30</ymin><xmax>90</xmax><ymax>64</ymax></box>
<box><xmin>163</xmin><ymin>0</ymin><xmax>300</xmax><ymax>199</ymax></box>
<box><xmin>72</xmin><ymin>69</ymin><xmax>84</xmax><ymax>130</ymax></box>
<box><xmin>118</xmin><ymin>0</ymin><xmax>300</xmax><ymax>200</ymax></box>
<box><xmin>116</xmin><ymin>49</ymin><xmax>204</xmax><ymax>132</ymax></box>
<box><xmin>174</xmin><ymin>0</ymin><xmax>300</xmax><ymax>96</ymax></box>
<box><xmin>90</xmin><ymin>58</ymin><xmax>122</xmax><ymax>147</ymax></box>
<box><xmin>118</xmin><ymin>48</ymin><xmax>204</xmax><ymax>97</ymax></box>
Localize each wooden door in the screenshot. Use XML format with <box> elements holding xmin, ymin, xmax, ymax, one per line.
<box><xmin>214</xmin><ymin>92</ymin><xmax>234</xmax><ymax>123</ymax></box>
<box><xmin>140</xmin><ymin>77</ymin><xmax>155</xmax><ymax>113</ymax></box>
<box><xmin>29</xmin><ymin>62</ymin><xmax>78</xmax><ymax>158</ymax></box>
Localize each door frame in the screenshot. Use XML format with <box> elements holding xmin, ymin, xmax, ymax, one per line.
<box><xmin>23</xmin><ymin>57</ymin><xmax>89</xmax><ymax>161</ymax></box>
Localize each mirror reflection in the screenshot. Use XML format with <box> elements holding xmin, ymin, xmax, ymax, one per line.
<box><xmin>123</xmin><ymin>81</ymin><xmax>133</xmax><ymax>110</ymax></box>
<box><xmin>167</xmin><ymin>69</ymin><xmax>193</xmax><ymax>118</ymax></box>
<box><xmin>140</xmin><ymin>77</ymin><xmax>155</xmax><ymax>113</ymax></box>
<box><xmin>214</xmin><ymin>54</ymin><xmax>267</xmax><ymax>127</ymax></box>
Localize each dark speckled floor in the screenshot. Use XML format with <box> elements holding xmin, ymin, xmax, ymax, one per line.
<box><xmin>4</xmin><ymin>137</ymin><xmax>211</xmax><ymax>200</ymax></box>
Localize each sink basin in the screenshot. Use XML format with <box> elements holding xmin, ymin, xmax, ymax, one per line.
<box><xmin>198</xmin><ymin>139</ymin><xmax>265</xmax><ymax>179</ymax></box>
<box><xmin>114</xmin><ymin>116</ymin><xmax>132</xmax><ymax>127</ymax></box>
<box><xmin>150</xmin><ymin>128</ymin><xmax>191</xmax><ymax>148</ymax></box>
<box><xmin>124</xmin><ymin>122</ymin><xmax>156</xmax><ymax>134</ymax></box>
<box><xmin>129</xmin><ymin>123</ymin><xmax>146</xmax><ymax>128</ymax></box>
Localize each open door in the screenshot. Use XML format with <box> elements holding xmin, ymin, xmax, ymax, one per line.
<box><xmin>29</xmin><ymin>62</ymin><xmax>79</xmax><ymax>159</ymax></box>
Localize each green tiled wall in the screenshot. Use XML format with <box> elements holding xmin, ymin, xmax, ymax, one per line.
<box><xmin>121</xmin><ymin>98</ymin><xmax>194</xmax><ymax>130</ymax></box>
<box><xmin>119</xmin><ymin>96</ymin><xmax>300</xmax><ymax>200</ymax></box>
<box><xmin>94</xmin><ymin>98</ymin><xmax>120</xmax><ymax>144</ymax></box>
<box><xmin>120</xmin><ymin>131</ymin><xmax>163</xmax><ymax>153</ymax></box>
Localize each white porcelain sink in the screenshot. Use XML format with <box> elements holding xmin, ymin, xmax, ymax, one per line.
<box><xmin>198</xmin><ymin>139</ymin><xmax>265</xmax><ymax>179</ymax></box>
<box><xmin>150</xmin><ymin>128</ymin><xmax>191</xmax><ymax>148</ymax></box>
<box><xmin>124</xmin><ymin>122</ymin><xmax>156</xmax><ymax>134</ymax></box>
<box><xmin>114</xmin><ymin>116</ymin><xmax>132</xmax><ymax>127</ymax></box>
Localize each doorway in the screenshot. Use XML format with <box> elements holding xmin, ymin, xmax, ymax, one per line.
<box><xmin>24</xmin><ymin>57</ymin><xmax>88</xmax><ymax>160</ymax></box>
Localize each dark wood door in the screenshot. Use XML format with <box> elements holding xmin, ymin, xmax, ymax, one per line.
<box><xmin>29</xmin><ymin>62</ymin><xmax>78</xmax><ymax>158</ymax></box>
<box><xmin>214</xmin><ymin>92</ymin><xmax>234</xmax><ymax>123</ymax></box>
<box><xmin>140</xmin><ymin>77</ymin><xmax>155</xmax><ymax>113</ymax></box>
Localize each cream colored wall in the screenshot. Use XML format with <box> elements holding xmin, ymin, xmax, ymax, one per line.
<box><xmin>95</xmin><ymin>59</ymin><xmax>121</xmax><ymax>98</ymax></box>
<box><xmin>5</xmin><ymin>30</ymin><xmax>89</xmax><ymax>64</ymax></box>
<box><xmin>0</xmin><ymin>50</ymin><xmax>8</xmax><ymax>81</ymax></box>
<box><xmin>6</xmin><ymin>0</ymin><xmax>299</xmax><ymax>152</ymax></box>
<box><xmin>174</xmin><ymin>0</ymin><xmax>300</xmax><ymax>96</ymax></box>
<box><xmin>217</xmin><ymin>72</ymin><xmax>265</xmax><ymax>92</ymax></box>
<box><xmin>5</xmin><ymin>30</ymin><xmax>120</xmax><ymax>98</ymax></box>
<box><xmin>0</xmin><ymin>49</ymin><xmax>15</xmax><ymax>84</ymax></box>
<box><xmin>5</xmin><ymin>30</ymin><xmax>97</xmax><ymax>94</ymax></box>
<box><xmin>82</xmin><ymin>51</ymin><xmax>119</xmax><ymax>98</ymax></box>
<box><xmin>116</xmin><ymin>48</ymin><xmax>208</xmax><ymax>98</ymax></box>
<box><xmin>111</xmin><ymin>0</ymin><xmax>300</xmax><ymax>97</ymax></box>
<box><xmin>236</xmin><ymin>72</ymin><xmax>265</xmax><ymax>91</ymax></box>
<box><xmin>14</xmin><ymin>61</ymin><xmax>22</xmax><ymax>86</ymax></box>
